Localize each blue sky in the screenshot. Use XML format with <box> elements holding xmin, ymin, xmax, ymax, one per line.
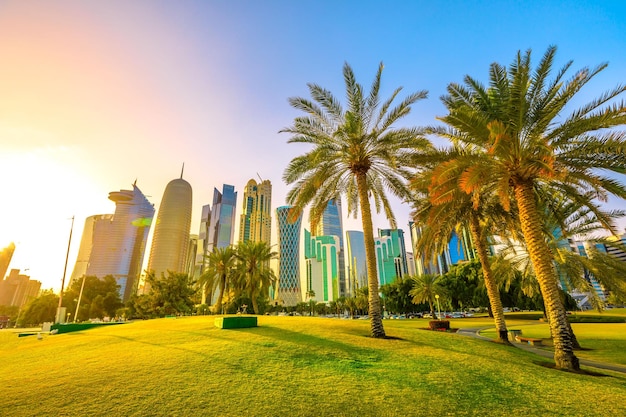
<box><xmin>1</xmin><ymin>1</ymin><xmax>625</xmax><ymax>290</ymax></box>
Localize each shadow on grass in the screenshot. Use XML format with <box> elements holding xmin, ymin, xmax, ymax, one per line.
<box><xmin>533</xmin><ymin>360</ymin><xmax>612</xmax><ymax>377</ymax></box>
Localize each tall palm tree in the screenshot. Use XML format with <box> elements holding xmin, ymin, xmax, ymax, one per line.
<box><xmin>435</xmin><ymin>46</ymin><xmax>626</xmax><ymax>370</ymax></box>
<box><xmin>408</xmin><ymin>274</ymin><xmax>446</xmax><ymax>319</ymax></box>
<box><xmin>234</xmin><ymin>241</ymin><xmax>277</xmax><ymax>315</ymax></box>
<box><xmin>197</xmin><ymin>246</ymin><xmax>236</xmax><ymax>314</ymax></box>
<box><xmin>281</xmin><ymin>62</ymin><xmax>431</xmax><ymax>337</ymax></box>
<box><xmin>410</xmin><ymin>147</ymin><xmax>518</xmax><ymax>343</ymax></box>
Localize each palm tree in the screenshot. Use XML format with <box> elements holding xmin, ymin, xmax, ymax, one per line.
<box><xmin>281</xmin><ymin>62</ymin><xmax>431</xmax><ymax>337</ymax></box>
<box><xmin>234</xmin><ymin>241</ymin><xmax>277</xmax><ymax>315</ymax></box>
<box><xmin>435</xmin><ymin>46</ymin><xmax>626</xmax><ymax>370</ymax></box>
<box><xmin>410</xmin><ymin>150</ymin><xmax>517</xmax><ymax>343</ymax></box>
<box><xmin>408</xmin><ymin>274</ymin><xmax>446</xmax><ymax>319</ymax></box>
<box><xmin>197</xmin><ymin>246</ymin><xmax>236</xmax><ymax>314</ymax></box>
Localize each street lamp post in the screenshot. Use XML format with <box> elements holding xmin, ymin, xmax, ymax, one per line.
<box><xmin>55</xmin><ymin>216</ymin><xmax>74</xmax><ymax>324</ymax></box>
<box><xmin>435</xmin><ymin>294</ymin><xmax>441</xmax><ymax>320</ymax></box>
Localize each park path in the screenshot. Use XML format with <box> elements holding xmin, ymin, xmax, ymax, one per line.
<box><xmin>456</xmin><ymin>327</ymin><xmax>626</xmax><ymax>374</ymax></box>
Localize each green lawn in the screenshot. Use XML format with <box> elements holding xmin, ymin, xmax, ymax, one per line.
<box><xmin>1</xmin><ymin>316</ymin><xmax>626</xmax><ymax>416</ymax></box>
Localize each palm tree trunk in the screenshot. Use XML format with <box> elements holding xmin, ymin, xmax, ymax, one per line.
<box><xmin>514</xmin><ymin>180</ymin><xmax>579</xmax><ymax>370</ymax></box>
<box><xmin>469</xmin><ymin>214</ymin><xmax>510</xmax><ymax>344</ymax></box>
<box><xmin>356</xmin><ymin>173</ymin><xmax>386</xmax><ymax>338</ymax></box>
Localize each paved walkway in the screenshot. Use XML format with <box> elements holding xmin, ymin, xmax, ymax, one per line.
<box><xmin>456</xmin><ymin>327</ymin><xmax>626</xmax><ymax>374</ymax></box>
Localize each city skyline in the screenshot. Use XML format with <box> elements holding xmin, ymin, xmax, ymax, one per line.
<box><xmin>1</xmin><ymin>1</ymin><xmax>625</xmax><ymax>291</ymax></box>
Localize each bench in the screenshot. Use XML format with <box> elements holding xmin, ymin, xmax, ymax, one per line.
<box><xmin>515</xmin><ymin>335</ymin><xmax>543</xmax><ymax>346</ymax></box>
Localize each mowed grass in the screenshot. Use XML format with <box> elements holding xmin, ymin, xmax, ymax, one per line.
<box><xmin>2</xmin><ymin>316</ymin><xmax>626</xmax><ymax>417</ymax></box>
<box><xmin>478</xmin><ymin>310</ymin><xmax>626</xmax><ymax>366</ymax></box>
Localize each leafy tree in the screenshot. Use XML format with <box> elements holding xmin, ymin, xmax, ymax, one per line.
<box><xmin>439</xmin><ymin>260</ymin><xmax>490</xmax><ymax>311</ymax></box>
<box><xmin>136</xmin><ymin>271</ymin><xmax>197</xmax><ymax>317</ymax></box>
<box><xmin>0</xmin><ymin>305</ymin><xmax>19</xmax><ymax>326</ymax></box>
<box><xmin>198</xmin><ymin>246</ymin><xmax>236</xmax><ymax>314</ymax></box>
<box><xmin>17</xmin><ymin>290</ymin><xmax>59</xmax><ymax>326</ymax></box>
<box><xmin>63</xmin><ymin>275</ymin><xmax>122</xmax><ymax>321</ymax></box>
<box><xmin>409</xmin><ymin>274</ymin><xmax>446</xmax><ymax>319</ymax></box>
<box><xmin>233</xmin><ymin>241</ymin><xmax>277</xmax><ymax>314</ymax></box>
<box><xmin>380</xmin><ymin>277</ymin><xmax>415</xmax><ymax>314</ymax></box>
<box><xmin>281</xmin><ymin>62</ymin><xmax>431</xmax><ymax>338</ymax></box>
<box><xmin>435</xmin><ymin>46</ymin><xmax>626</xmax><ymax>370</ymax></box>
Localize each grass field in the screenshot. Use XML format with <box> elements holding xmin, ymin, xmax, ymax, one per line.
<box><xmin>1</xmin><ymin>316</ymin><xmax>626</xmax><ymax>416</ymax></box>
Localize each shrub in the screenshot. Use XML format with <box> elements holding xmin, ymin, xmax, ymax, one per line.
<box><xmin>428</xmin><ymin>320</ymin><xmax>450</xmax><ymax>330</ymax></box>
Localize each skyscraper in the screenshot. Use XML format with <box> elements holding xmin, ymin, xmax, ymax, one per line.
<box><xmin>311</xmin><ymin>199</ymin><xmax>346</xmax><ymax>296</ymax></box>
<box><xmin>276</xmin><ymin>206</ymin><xmax>302</xmax><ymax>306</ymax></box>
<box><xmin>0</xmin><ymin>242</ymin><xmax>16</xmax><ymax>280</ymax></box>
<box><xmin>0</xmin><ymin>269</ymin><xmax>40</xmax><ymax>308</ymax></box>
<box><xmin>345</xmin><ymin>230</ymin><xmax>367</xmax><ymax>295</ymax></box>
<box><xmin>77</xmin><ymin>183</ymin><xmax>154</xmax><ymax>301</ymax></box>
<box><xmin>147</xmin><ymin>175</ymin><xmax>193</xmax><ymax>284</ymax></box>
<box><xmin>207</xmin><ymin>184</ymin><xmax>237</xmax><ymax>252</ymax></box>
<box><xmin>304</xmin><ymin>229</ymin><xmax>340</xmax><ymax>302</ymax></box>
<box><xmin>70</xmin><ymin>214</ymin><xmax>113</xmax><ymax>286</ymax></box>
<box><xmin>378</xmin><ymin>228</ymin><xmax>408</xmax><ymax>283</ymax></box>
<box><xmin>194</xmin><ymin>204</ymin><xmax>211</xmax><ymax>277</ymax></box>
<box><xmin>239</xmin><ymin>179</ymin><xmax>272</xmax><ymax>244</ymax></box>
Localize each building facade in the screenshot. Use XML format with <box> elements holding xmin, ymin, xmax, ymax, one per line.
<box><xmin>207</xmin><ymin>184</ymin><xmax>237</xmax><ymax>252</ymax></box>
<box><xmin>239</xmin><ymin>179</ymin><xmax>272</xmax><ymax>244</ymax></box>
<box><xmin>80</xmin><ymin>183</ymin><xmax>154</xmax><ymax>301</ymax></box>
<box><xmin>147</xmin><ymin>176</ymin><xmax>193</xmax><ymax>287</ymax></box>
<box><xmin>70</xmin><ymin>214</ymin><xmax>113</xmax><ymax>286</ymax></box>
<box><xmin>0</xmin><ymin>269</ymin><xmax>41</xmax><ymax>308</ymax></box>
<box><xmin>304</xmin><ymin>229</ymin><xmax>340</xmax><ymax>303</ymax></box>
<box><xmin>345</xmin><ymin>230</ymin><xmax>367</xmax><ymax>295</ymax></box>
<box><xmin>0</xmin><ymin>242</ymin><xmax>16</xmax><ymax>281</ymax></box>
<box><xmin>275</xmin><ymin>206</ymin><xmax>302</xmax><ymax>306</ymax></box>
<box><xmin>311</xmin><ymin>199</ymin><xmax>346</xmax><ymax>296</ymax></box>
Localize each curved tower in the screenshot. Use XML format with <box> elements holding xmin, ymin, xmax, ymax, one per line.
<box><xmin>147</xmin><ymin>175</ymin><xmax>193</xmax><ymax>282</ymax></box>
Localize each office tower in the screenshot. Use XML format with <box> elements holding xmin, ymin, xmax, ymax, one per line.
<box><xmin>147</xmin><ymin>175</ymin><xmax>193</xmax><ymax>285</ymax></box>
<box><xmin>239</xmin><ymin>179</ymin><xmax>272</xmax><ymax>244</ymax></box>
<box><xmin>207</xmin><ymin>184</ymin><xmax>237</xmax><ymax>252</ymax></box>
<box><xmin>378</xmin><ymin>229</ymin><xmax>408</xmax><ymax>284</ymax></box>
<box><xmin>276</xmin><ymin>206</ymin><xmax>302</xmax><ymax>306</ymax></box>
<box><xmin>81</xmin><ymin>183</ymin><xmax>154</xmax><ymax>301</ymax></box>
<box><xmin>406</xmin><ymin>252</ymin><xmax>416</xmax><ymax>276</ymax></box>
<box><xmin>345</xmin><ymin>230</ymin><xmax>367</xmax><ymax>295</ymax></box>
<box><xmin>194</xmin><ymin>204</ymin><xmax>211</xmax><ymax>277</ymax></box>
<box><xmin>304</xmin><ymin>229</ymin><xmax>340</xmax><ymax>302</ymax></box>
<box><xmin>311</xmin><ymin>199</ymin><xmax>346</xmax><ymax>296</ymax></box>
<box><xmin>0</xmin><ymin>269</ymin><xmax>41</xmax><ymax>308</ymax></box>
<box><xmin>0</xmin><ymin>242</ymin><xmax>16</xmax><ymax>280</ymax></box>
<box><xmin>70</xmin><ymin>214</ymin><xmax>113</xmax><ymax>286</ymax></box>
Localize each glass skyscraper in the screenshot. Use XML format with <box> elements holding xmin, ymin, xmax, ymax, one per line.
<box><xmin>304</xmin><ymin>228</ymin><xmax>340</xmax><ymax>302</ymax></box>
<box><xmin>82</xmin><ymin>183</ymin><xmax>155</xmax><ymax>301</ymax></box>
<box><xmin>276</xmin><ymin>206</ymin><xmax>302</xmax><ymax>306</ymax></box>
<box><xmin>239</xmin><ymin>179</ymin><xmax>271</xmax><ymax>244</ymax></box>
<box><xmin>345</xmin><ymin>230</ymin><xmax>367</xmax><ymax>295</ymax></box>
<box><xmin>207</xmin><ymin>184</ymin><xmax>237</xmax><ymax>252</ymax></box>
<box><xmin>311</xmin><ymin>199</ymin><xmax>346</xmax><ymax>296</ymax></box>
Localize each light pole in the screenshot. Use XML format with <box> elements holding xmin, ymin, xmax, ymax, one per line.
<box><xmin>56</xmin><ymin>216</ymin><xmax>74</xmax><ymax>324</ymax></box>
<box><xmin>435</xmin><ymin>294</ymin><xmax>441</xmax><ymax>320</ymax></box>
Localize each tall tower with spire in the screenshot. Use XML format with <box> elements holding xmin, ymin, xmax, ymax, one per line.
<box><xmin>147</xmin><ymin>169</ymin><xmax>193</xmax><ymax>285</ymax></box>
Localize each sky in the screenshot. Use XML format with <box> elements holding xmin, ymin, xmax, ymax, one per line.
<box><xmin>1</xmin><ymin>0</ymin><xmax>625</xmax><ymax>292</ymax></box>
